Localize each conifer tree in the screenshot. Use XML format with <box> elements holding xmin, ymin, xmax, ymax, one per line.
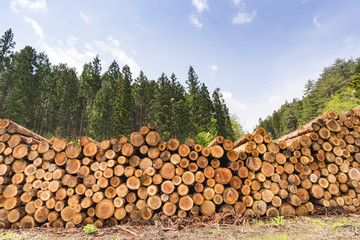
<box><xmin>89</xmin><ymin>61</ymin><xmax>120</xmax><ymax>139</ymax></box>
<box><xmin>111</xmin><ymin>65</ymin><xmax>134</xmax><ymax>137</ymax></box>
<box><xmin>133</xmin><ymin>71</ymin><xmax>156</xmax><ymax>130</ymax></box>
<box><xmin>169</xmin><ymin>73</ymin><xmax>189</xmax><ymax>141</ymax></box>
<box><xmin>149</xmin><ymin>73</ymin><xmax>173</xmax><ymax>140</ymax></box>
<box><xmin>0</xmin><ymin>28</ymin><xmax>15</xmax><ymax>71</ymax></box>
<box><xmin>78</xmin><ymin>56</ymin><xmax>102</xmax><ymax>136</ymax></box>
<box><xmin>352</xmin><ymin>60</ymin><xmax>360</xmax><ymax>100</ymax></box>
<box><xmin>4</xmin><ymin>46</ymin><xmax>41</xmax><ymax>129</ymax></box>
<box><xmin>212</xmin><ymin>88</ymin><xmax>234</xmax><ymax>139</ymax></box>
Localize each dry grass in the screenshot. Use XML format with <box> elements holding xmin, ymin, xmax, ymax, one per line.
<box><xmin>1</xmin><ymin>214</ymin><xmax>360</xmax><ymax>240</ymax></box>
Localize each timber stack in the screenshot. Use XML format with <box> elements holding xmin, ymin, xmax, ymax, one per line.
<box><xmin>1</xmin><ymin>106</ymin><xmax>360</xmax><ymax>229</ymax></box>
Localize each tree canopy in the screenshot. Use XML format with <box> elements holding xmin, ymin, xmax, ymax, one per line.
<box><xmin>258</xmin><ymin>58</ymin><xmax>360</xmax><ymax>139</ymax></box>
<box><xmin>0</xmin><ymin>28</ymin><xmax>244</xmax><ymax>145</ymax></box>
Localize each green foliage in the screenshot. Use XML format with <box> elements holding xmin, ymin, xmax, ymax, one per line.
<box><xmin>231</xmin><ymin>114</ymin><xmax>247</xmax><ymax>140</ymax></box>
<box><xmin>83</xmin><ymin>224</ymin><xmax>98</xmax><ymax>234</ymax></box>
<box><xmin>212</xmin><ymin>88</ymin><xmax>234</xmax><ymax>139</ymax></box>
<box><xmin>0</xmin><ymin>29</ymin><xmax>237</xmax><ymax>142</ymax></box>
<box><xmin>352</xmin><ymin>61</ymin><xmax>360</xmax><ymax>99</ymax></box>
<box><xmin>268</xmin><ymin>216</ymin><xmax>286</xmax><ymax>226</ymax></box>
<box><xmin>323</xmin><ymin>86</ymin><xmax>358</xmax><ymax>113</ymax></box>
<box><xmin>330</xmin><ymin>217</ymin><xmax>358</xmax><ymax>228</ymax></box>
<box><xmin>0</xmin><ymin>28</ymin><xmax>15</xmax><ymax>71</ymax></box>
<box><xmin>304</xmin><ymin>217</ymin><xmax>327</xmax><ymax>226</ymax></box>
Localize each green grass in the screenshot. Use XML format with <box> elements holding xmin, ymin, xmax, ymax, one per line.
<box><xmin>0</xmin><ymin>232</ymin><xmax>27</xmax><ymax>240</ymax></box>
<box><xmin>212</xmin><ymin>225</ymin><xmax>221</xmax><ymax>234</ymax></box>
<box><xmin>268</xmin><ymin>216</ymin><xmax>286</xmax><ymax>227</ymax></box>
<box><xmin>304</xmin><ymin>217</ymin><xmax>327</xmax><ymax>226</ymax></box>
<box><xmin>201</xmin><ymin>225</ymin><xmax>222</xmax><ymax>235</ymax></box>
<box><xmin>252</xmin><ymin>219</ymin><xmax>264</xmax><ymax>227</ymax></box>
<box><xmin>330</xmin><ymin>217</ymin><xmax>360</xmax><ymax>228</ymax></box>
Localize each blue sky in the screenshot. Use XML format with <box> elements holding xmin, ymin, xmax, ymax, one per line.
<box><xmin>1</xmin><ymin>0</ymin><xmax>360</xmax><ymax>131</ymax></box>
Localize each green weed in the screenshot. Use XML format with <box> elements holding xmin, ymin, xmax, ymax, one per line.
<box><xmin>304</xmin><ymin>217</ymin><xmax>327</xmax><ymax>226</ymax></box>
<box><xmin>83</xmin><ymin>224</ymin><xmax>98</xmax><ymax>234</ymax></box>
<box><xmin>331</xmin><ymin>218</ymin><xmax>354</xmax><ymax>228</ymax></box>
<box><xmin>213</xmin><ymin>225</ymin><xmax>221</xmax><ymax>234</ymax></box>
<box><xmin>0</xmin><ymin>232</ymin><xmax>27</xmax><ymax>240</ymax></box>
<box><xmin>268</xmin><ymin>216</ymin><xmax>286</xmax><ymax>226</ymax></box>
<box><xmin>252</xmin><ymin>219</ymin><xmax>264</xmax><ymax>227</ymax></box>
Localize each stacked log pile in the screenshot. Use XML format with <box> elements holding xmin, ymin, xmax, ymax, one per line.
<box><xmin>1</xmin><ymin>106</ymin><xmax>360</xmax><ymax>229</ymax></box>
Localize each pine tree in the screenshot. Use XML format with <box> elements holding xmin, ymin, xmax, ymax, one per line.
<box><xmin>0</xmin><ymin>28</ymin><xmax>15</xmax><ymax>71</ymax></box>
<box><xmin>149</xmin><ymin>73</ymin><xmax>173</xmax><ymax>140</ymax></box>
<box><xmin>0</xmin><ymin>28</ymin><xmax>16</xmax><ymax>113</ymax></box>
<box><xmin>78</xmin><ymin>55</ymin><xmax>102</xmax><ymax>136</ymax></box>
<box><xmin>111</xmin><ymin>65</ymin><xmax>134</xmax><ymax>137</ymax></box>
<box><xmin>169</xmin><ymin>73</ymin><xmax>189</xmax><ymax>141</ymax></box>
<box><xmin>352</xmin><ymin>60</ymin><xmax>360</xmax><ymax>100</ymax></box>
<box><xmin>212</xmin><ymin>88</ymin><xmax>234</xmax><ymax>139</ymax></box>
<box><xmin>89</xmin><ymin>61</ymin><xmax>120</xmax><ymax>140</ymax></box>
<box><xmin>4</xmin><ymin>46</ymin><xmax>41</xmax><ymax>128</ymax></box>
<box><xmin>133</xmin><ymin>71</ymin><xmax>156</xmax><ymax>130</ymax></box>
<box><xmin>185</xmin><ymin>66</ymin><xmax>213</xmax><ymax>136</ymax></box>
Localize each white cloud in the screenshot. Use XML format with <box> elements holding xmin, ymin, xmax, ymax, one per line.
<box><xmin>268</xmin><ymin>95</ymin><xmax>281</xmax><ymax>104</ymax></box>
<box><xmin>80</xmin><ymin>11</ymin><xmax>92</xmax><ymax>24</ymax></box>
<box><xmin>210</xmin><ymin>64</ymin><xmax>218</xmax><ymax>74</ymax></box>
<box><xmin>67</xmin><ymin>36</ymin><xmax>78</xmax><ymax>47</ymax></box>
<box><xmin>220</xmin><ymin>90</ymin><xmax>251</xmax><ymax>131</ymax></box>
<box><xmin>313</xmin><ymin>15</ymin><xmax>320</xmax><ymax>28</ymax></box>
<box><xmin>36</xmin><ymin>35</ymin><xmax>140</xmax><ymax>77</ymax></box>
<box><xmin>233</xmin><ymin>0</ymin><xmax>245</xmax><ymax>8</ymax></box>
<box><xmin>192</xmin><ymin>0</ymin><xmax>209</xmax><ymax>13</ymax></box>
<box><xmin>95</xmin><ymin>38</ymin><xmax>140</xmax><ymax>77</ymax></box>
<box><xmin>41</xmin><ymin>37</ymin><xmax>96</xmax><ymax>72</ymax></box>
<box><xmin>233</xmin><ymin>10</ymin><xmax>256</xmax><ymax>25</ymax></box>
<box><xmin>221</xmin><ymin>90</ymin><xmax>248</xmax><ymax>110</ymax></box>
<box><xmin>189</xmin><ymin>15</ymin><xmax>203</xmax><ymax>28</ymax></box>
<box><xmin>10</xmin><ymin>0</ymin><xmax>48</xmax><ymax>12</ymax></box>
<box><xmin>24</xmin><ymin>16</ymin><xmax>44</xmax><ymax>39</ymax></box>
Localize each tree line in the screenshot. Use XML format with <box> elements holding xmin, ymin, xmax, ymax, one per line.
<box><xmin>258</xmin><ymin>57</ymin><xmax>360</xmax><ymax>139</ymax></box>
<box><xmin>0</xmin><ymin>28</ymin><xmax>245</xmax><ymax>144</ymax></box>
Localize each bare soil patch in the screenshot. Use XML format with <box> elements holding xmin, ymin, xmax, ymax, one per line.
<box><xmin>1</xmin><ymin>213</ymin><xmax>360</xmax><ymax>240</ymax></box>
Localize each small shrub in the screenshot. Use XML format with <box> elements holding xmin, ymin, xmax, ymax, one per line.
<box><xmin>83</xmin><ymin>224</ymin><xmax>98</xmax><ymax>234</ymax></box>
<box><xmin>268</xmin><ymin>216</ymin><xmax>286</xmax><ymax>226</ymax></box>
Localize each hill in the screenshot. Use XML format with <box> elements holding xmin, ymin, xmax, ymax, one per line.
<box><xmin>258</xmin><ymin>57</ymin><xmax>360</xmax><ymax>139</ymax></box>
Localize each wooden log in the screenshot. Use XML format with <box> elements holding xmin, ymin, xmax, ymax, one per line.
<box><xmin>147</xmin><ymin>195</ymin><xmax>162</xmax><ymax>210</ymax></box>
<box><xmin>95</xmin><ymin>199</ymin><xmax>114</xmax><ymax>219</ymax></box>
<box><xmin>162</xmin><ymin>202</ymin><xmax>177</xmax><ymax>216</ymax></box>
<box><xmin>214</xmin><ymin>168</ymin><xmax>232</xmax><ymax>184</ymax></box>
<box><xmin>223</xmin><ymin>187</ymin><xmax>239</xmax><ymax>204</ymax></box>
<box><xmin>207</xmin><ymin>136</ymin><xmax>224</xmax><ymax>148</ymax></box>
<box><xmin>0</xmin><ymin>119</ymin><xmax>48</xmax><ymax>142</ymax></box>
<box><xmin>252</xmin><ymin>200</ymin><xmax>267</xmax><ymax>216</ymax></box>
<box><xmin>34</xmin><ymin>206</ymin><xmax>49</xmax><ymax>223</ymax></box>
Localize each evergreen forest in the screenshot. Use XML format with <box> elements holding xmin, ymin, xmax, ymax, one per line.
<box><xmin>258</xmin><ymin>57</ymin><xmax>360</xmax><ymax>139</ymax></box>
<box><xmin>0</xmin><ymin>29</ymin><xmax>244</xmax><ymax>145</ymax></box>
<box><xmin>2</xmin><ymin>27</ymin><xmax>360</xmax><ymax>144</ymax></box>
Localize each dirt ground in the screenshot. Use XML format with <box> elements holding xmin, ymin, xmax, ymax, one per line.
<box><xmin>1</xmin><ymin>213</ymin><xmax>360</xmax><ymax>240</ymax></box>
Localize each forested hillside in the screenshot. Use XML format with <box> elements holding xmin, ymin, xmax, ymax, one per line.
<box><xmin>258</xmin><ymin>57</ymin><xmax>360</xmax><ymax>139</ymax></box>
<box><xmin>0</xmin><ymin>28</ymin><xmax>244</xmax><ymax>144</ymax></box>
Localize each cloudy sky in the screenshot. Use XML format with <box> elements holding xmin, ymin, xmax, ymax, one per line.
<box><xmin>1</xmin><ymin>0</ymin><xmax>360</xmax><ymax>131</ymax></box>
